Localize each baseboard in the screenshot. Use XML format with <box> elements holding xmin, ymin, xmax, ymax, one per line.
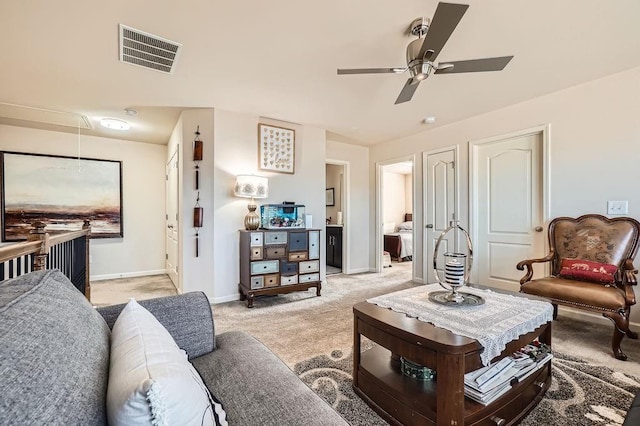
<box><xmin>557</xmin><ymin>306</ymin><xmax>640</xmax><ymax>329</ymax></box>
<box><xmin>211</xmin><ymin>293</ymin><xmax>240</xmax><ymax>304</ymax></box>
<box><xmin>345</xmin><ymin>267</ymin><xmax>371</xmax><ymax>274</ymax></box>
<box><xmin>90</xmin><ymin>269</ymin><xmax>167</xmax><ymax>282</ymax></box>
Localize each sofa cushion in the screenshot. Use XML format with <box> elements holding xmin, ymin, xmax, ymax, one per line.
<box><xmin>0</xmin><ymin>269</ymin><xmax>110</xmax><ymax>425</ymax></box>
<box><xmin>107</xmin><ymin>299</ymin><xmax>226</xmax><ymax>426</ymax></box>
<box><xmin>558</xmin><ymin>258</ymin><xmax>617</xmax><ymax>283</ymax></box>
<box><xmin>192</xmin><ymin>331</ymin><xmax>348</xmax><ymax>426</ymax></box>
<box><xmin>98</xmin><ymin>292</ymin><xmax>216</xmax><ymax>359</ymax></box>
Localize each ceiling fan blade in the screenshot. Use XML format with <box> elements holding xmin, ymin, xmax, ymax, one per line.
<box><xmin>337</xmin><ymin>68</ymin><xmax>405</xmax><ymax>75</ymax></box>
<box><xmin>434</xmin><ymin>56</ymin><xmax>514</xmax><ymax>74</ymax></box>
<box><xmin>394</xmin><ymin>78</ymin><xmax>421</xmax><ymax>104</ymax></box>
<box><xmin>418</xmin><ymin>3</ymin><xmax>469</xmax><ymax>61</ymax></box>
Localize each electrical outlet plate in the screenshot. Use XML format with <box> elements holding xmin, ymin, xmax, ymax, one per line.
<box><xmin>607</xmin><ymin>201</ymin><xmax>628</xmax><ymax>215</ymax></box>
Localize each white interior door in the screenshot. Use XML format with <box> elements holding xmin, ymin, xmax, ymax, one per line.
<box><xmin>472</xmin><ymin>131</ymin><xmax>545</xmax><ymax>291</ymax></box>
<box><xmin>166</xmin><ymin>148</ymin><xmax>179</xmax><ymax>289</ymax></box>
<box><xmin>423</xmin><ymin>148</ymin><xmax>457</xmax><ymax>283</ymax></box>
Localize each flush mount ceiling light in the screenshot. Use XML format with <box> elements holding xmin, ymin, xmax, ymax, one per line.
<box><xmin>100</xmin><ymin>118</ymin><xmax>130</xmax><ymax>130</ymax></box>
<box><xmin>423</xmin><ymin>116</ymin><xmax>436</xmax><ymax>124</ymax></box>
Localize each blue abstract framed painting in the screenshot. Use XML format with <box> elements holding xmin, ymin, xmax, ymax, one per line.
<box><xmin>0</xmin><ymin>151</ymin><xmax>123</xmax><ymax>241</ymax></box>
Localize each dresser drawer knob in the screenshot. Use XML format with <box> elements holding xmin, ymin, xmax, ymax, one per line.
<box><xmin>490</xmin><ymin>416</ymin><xmax>505</xmax><ymax>426</ymax></box>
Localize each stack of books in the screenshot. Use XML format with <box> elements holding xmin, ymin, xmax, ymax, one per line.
<box><xmin>464</xmin><ymin>342</ymin><xmax>552</xmax><ymax>405</ymax></box>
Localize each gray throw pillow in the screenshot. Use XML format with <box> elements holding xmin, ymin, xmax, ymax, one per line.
<box><xmin>0</xmin><ymin>269</ymin><xmax>110</xmax><ymax>425</ymax></box>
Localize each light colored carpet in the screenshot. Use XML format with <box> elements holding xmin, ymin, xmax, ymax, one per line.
<box><xmin>90</xmin><ymin>274</ymin><xmax>177</xmax><ymax>307</ymax></box>
<box><xmin>214</xmin><ymin>262</ymin><xmax>414</xmax><ymax>366</ymax></box>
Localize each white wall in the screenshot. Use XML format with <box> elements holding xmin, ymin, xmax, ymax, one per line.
<box><xmin>166</xmin><ymin>109</ymin><xmax>216</xmax><ymax>297</ymax></box>
<box><xmin>326</xmin><ymin>140</ymin><xmax>370</xmax><ymax>273</ymax></box>
<box><xmin>212</xmin><ymin>110</ymin><xmax>326</xmax><ymax>303</ymax></box>
<box><xmin>370</xmin><ymin>65</ymin><xmax>640</xmax><ymax>323</ymax></box>
<box><xmin>383</xmin><ymin>171</ymin><xmax>406</xmax><ymax>227</ymax></box>
<box><xmin>405</xmin><ymin>173</ymin><xmax>413</xmax><ymax>215</ymax></box>
<box><xmin>0</xmin><ymin>124</ymin><xmax>166</xmax><ymax>280</ymax></box>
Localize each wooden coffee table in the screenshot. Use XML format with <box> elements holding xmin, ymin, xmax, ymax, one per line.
<box><xmin>353</xmin><ymin>299</ymin><xmax>552</xmax><ymax>426</ymax></box>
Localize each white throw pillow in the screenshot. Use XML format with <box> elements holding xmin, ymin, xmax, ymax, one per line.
<box><xmin>397</xmin><ymin>221</ymin><xmax>413</xmax><ymax>231</ymax></box>
<box><xmin>107</xmin><ymin>299</ymin><xmax>227</xmax><ymax>426</ymax></box>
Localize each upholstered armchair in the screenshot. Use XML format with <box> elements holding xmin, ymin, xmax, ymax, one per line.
<box><xmin>517</xmin><ymin>214</ymin><xmax>640</xmax><ymax>360</ymax></box>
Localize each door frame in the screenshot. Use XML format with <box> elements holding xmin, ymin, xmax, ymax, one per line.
<box><xmin>422</xmin><ymin>145</ymin><xmax>460</xmax><ymax>284</ymax></box>
<box><xmin>468</xmin><ymin>124</ymin><xmax>551</xmax><ymax>284</ymax></box>
<box><xmin>165</xmin><ymin>144</ymin><xmax>180</xmax><ymax>291</ymax></box>
<box><xmin>375</xmin><ymin>155</ymin><xmax>416</xmax><ymax>276</ymax></box>
<box><xmin>326</xmin><ymin>159</ymin><xmax>350</xmax><ymax>273</ymax></box>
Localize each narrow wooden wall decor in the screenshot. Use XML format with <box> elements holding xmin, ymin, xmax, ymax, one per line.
<box><xmin>193</xmin><ymin>125</ymin><xmax>203</xmax><ymax>189</ymax></box>
<box><xmin>194</xmin><ymin>192</ymin><xmax>203</xmax><ymax>257</ymax></box>
<box><xmin>192</xmin><ymin>126</ymin><xmax>204</xmax><ymax>257</ymax></box>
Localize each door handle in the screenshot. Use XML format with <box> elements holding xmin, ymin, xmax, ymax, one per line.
<box><xmin>534</xmin><ymin>226</ymin><xmax>543</xmax><ymax>232</ymax></box>
<box><xmin>167</xmin><ymin>225</ymin><xmax>174</xmax><ymax>229</ymax></box>
<box><xmin>425</xmin><ymin>224</ymin><xmax>433</xmax><ymax>228</ymax></box>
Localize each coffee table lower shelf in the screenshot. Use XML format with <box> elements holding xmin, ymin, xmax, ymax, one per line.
<box><xmin>354</xmin><ymin>346</ymin><xmax>550</xmax><ymax>426</ymax></box>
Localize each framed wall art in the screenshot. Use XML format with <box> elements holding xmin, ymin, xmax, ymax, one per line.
<box><xmin>326</xmin><ymin>188</ymin><xmax>335</xmax><ymax>206</ymax></box>
<box><xmin>258</xmin><ymin>123</ymin><xmax>295</xmax><ymax>174</ymax></box>
<box><xmin>0</xmin><ymin>151</ymin><xmax>123</xmax><ymax>241</ymax></box>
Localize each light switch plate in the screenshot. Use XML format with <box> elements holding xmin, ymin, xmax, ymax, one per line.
<box><xmin>607</xmin><ymin>200</ymin><xmax>628</xmax><ymax>215</ymax></box>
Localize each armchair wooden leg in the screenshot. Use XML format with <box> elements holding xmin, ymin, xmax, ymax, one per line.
<box><xmin>627</xmin><ymin>330</ymin><xmax>638</xmax><ymax>339</ymax></box>
<box><xmin>605</xmin><ymin>312</ymin><xmax>630</xmax><ymax>361</ymax></box>
<box><xmin>611</xmin><ymin>328</ymin><xmax>628</xmax><ymax>361</ymax></box>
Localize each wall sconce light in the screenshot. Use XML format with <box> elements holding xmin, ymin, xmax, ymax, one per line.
<box><xmin>234</xmin><ymin>174</ymin><xmax>269</xmax><ymax>230</ymax></box>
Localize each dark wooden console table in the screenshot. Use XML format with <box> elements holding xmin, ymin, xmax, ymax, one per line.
<box><xmin>353</xmin><ymin>300</ymin><xmax>552</xmax><ymax>426</ymax></box>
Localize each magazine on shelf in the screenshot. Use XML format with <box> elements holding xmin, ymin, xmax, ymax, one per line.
<box><xmin>465</xmin><ymin>382</ymin><xmax>512</xmax><ymax>406</ymax></box>
<box><xmin>464</xmin><ymin>341</ymin><xmax>552</xmax><ymax>404</ymax></box>
<box><xmin>465</xmin><ymin>364</ymin><xmax>520</xmax><ymax>393</ymax></box>
<box><xmin>473</xmin><ymin>356</ymin><xmax>514</xmax><ymax>385</ymax></box>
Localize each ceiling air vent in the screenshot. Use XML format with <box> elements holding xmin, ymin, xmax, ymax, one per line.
<box><xmin>119</xmin><ymin>24</ymin><xmax>182</xmax><ymax>74</ymax></box>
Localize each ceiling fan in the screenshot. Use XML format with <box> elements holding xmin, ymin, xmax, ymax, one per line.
<box><xmin>337</xmin><ymin>2</ymin><xmax>514</xmax><ymax>104</ymax></box>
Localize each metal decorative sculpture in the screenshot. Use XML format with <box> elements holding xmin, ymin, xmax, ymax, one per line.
<box><xmin>429</xmin><ymin>220</ymin><xmax>483</xmax><ymax>305</ymax></box>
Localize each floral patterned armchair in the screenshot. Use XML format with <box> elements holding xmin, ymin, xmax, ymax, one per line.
<box><xmin>517</xmin><ymin>214</ymin><xmax>640</xmax><ymax>360</ymax></box>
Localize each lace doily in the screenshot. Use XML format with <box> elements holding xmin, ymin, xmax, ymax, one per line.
<box><xmin>367</xmin><ymin>284</ymin><xmax>554</xmax><ymax>366</ymax></box>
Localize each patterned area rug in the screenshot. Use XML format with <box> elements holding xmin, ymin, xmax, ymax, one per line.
<box><xmin>295</xmin><ymin>349</ymin><xmax>639</xmax><ymax>426</ymax></box>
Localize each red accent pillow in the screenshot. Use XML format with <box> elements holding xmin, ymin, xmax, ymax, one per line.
<box><xmin>558</xmin><ymin>259</ymin><xmax>618</xmax><ymax>283</ymax></box>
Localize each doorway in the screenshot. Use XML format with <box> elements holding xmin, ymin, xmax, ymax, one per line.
<box><xmin>326</xmin><ymin>161</ymin><xmax>347</xmax><ymax>275</ymax></box>
<box><xmin>469</xmin><ymin>125</ymin><xmax>550</xmax><ymax>291</ymax></box>
<box><xmin>376</xmin><ymin>157</ymin><xmax>415</xmax><ymax>279</ymax></box>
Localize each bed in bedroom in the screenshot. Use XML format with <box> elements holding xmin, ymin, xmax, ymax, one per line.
<box><xmin>384</xmin><ymin>213</ymin><xmax>413</xmax><ymax>262</ymax></box>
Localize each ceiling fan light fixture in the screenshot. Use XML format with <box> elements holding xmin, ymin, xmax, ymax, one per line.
<box><xmin>100</xmin><ymin>118</ymin><xmax>130</xmax><ymax>130</ymax></box>
<box><xmin>336</xmin><ymin>2</ymin><xmax>513</xmax><ymax>105</ymax></box>
<box><xmin>409</xmin><ymin>61</ymin><xmax>432</xmax><ymax>80</ymax></box>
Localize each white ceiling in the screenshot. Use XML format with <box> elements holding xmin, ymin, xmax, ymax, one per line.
<box><xmin>1</xmin><ymin>1</ymin><xmax>639</xmax><ymax>146</ymax></box>
<box><xmin>384</xmin><ymin>162</ymin><xmax>413</xmax><ymax>175</ymax></box>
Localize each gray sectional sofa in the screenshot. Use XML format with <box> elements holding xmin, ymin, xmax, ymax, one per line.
<box><xmin>0</xmin><ymin>269</ymin><xmax>348</xmax><ymax>425</ymax></box>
